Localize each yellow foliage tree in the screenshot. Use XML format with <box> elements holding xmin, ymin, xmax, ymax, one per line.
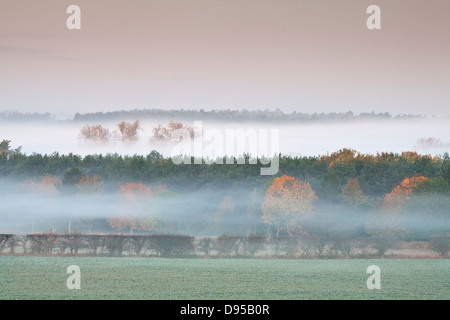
<box><xmin>341</xmin><ymin>178</ymin><xmax>368</xmax><ymax>210</ymax></box>
<box><xmin>320</xmin><ymin>148</ymin><xmax>358</xmax><ymax>167</ymax></box>
<box><xmin>261</xmin><ymin>175</ymin><xmax>317</xmax><ymax>238</ymax></box>
<box><xmin>400</xmin><ymin>151</ymin><xmax>421</xmax><ymax>162</ymax></box>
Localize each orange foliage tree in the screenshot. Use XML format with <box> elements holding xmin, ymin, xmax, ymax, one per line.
<box><xmin>78</xmin><ymin>124</ymin><xmax>111</xmax><ymax>143</ymax></box>
<box><xmin>151</xmin><ymin>121</ymin><xmax>195</xmax><ymax>142</ymax></box>
<box><xmin>261</xmin><ymin>175</ymin><xmax>317</xmax><ymax>238</ymax></box>
<box><xmin>117</xmin><ymin>120</ymin><xmax>141</xmax><ymax>143</ymax></box>
<box><xmin>383</xmin><ymin>176</ymin><xmax>428</xmax><ymax>211</ymax></box>
<box><xmin>366</xmin><ymin>176</ymin><xmax>428</xmax><ymax>237</ymax></box>
<box><xmin>320</xmin><ymin>148</ymin><xmax>358</xmax><ymax>167</ymax></box>
<box><xmin>76</xmin><ymin>174</ymin><xmax>104</xmax><ymax>194</ymax></box>
<box><xmin>107</xmin><ymin>182</ymin><xmax>154</xmax><ymax>234</ymax></box>
<box><xmin>400</xmin><ymin>151</ymin><xmax>421</xmax><ymax>162</ymax></box>
<box><xmin>26</xmin><ymin>174</ymin><xmax>61</xmax><ymax>196</ymax></box>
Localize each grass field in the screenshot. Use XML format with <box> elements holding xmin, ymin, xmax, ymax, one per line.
<box><xmin>0</xmin><ymin>256</ymin><xmax>448</xmax><ymax>300</ymax></box>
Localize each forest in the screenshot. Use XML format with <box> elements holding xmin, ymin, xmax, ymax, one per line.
<box><xmin>1</xmin><ymin>138</ymin><xmax>449</xmax><ymax>249</ymax></box>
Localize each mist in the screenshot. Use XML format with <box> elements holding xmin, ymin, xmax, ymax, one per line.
<box><xmin>1</xmin><ymin>115</ymin><xmax>449</xmax><ymax>241</ymax></box>
<box><xmin>1</xmin><ymin>117</ymin><xmax>450</xmax><ymax>158</ymax></box>
<box><xmin>1</xmin><ymin>177</ymin><xmax>448</xmax><ymax>242</ymax></box>
<box><xmin>0</xmin><ymin>179</ymin><xmax>262</xmax><ymax>235</ymax></box>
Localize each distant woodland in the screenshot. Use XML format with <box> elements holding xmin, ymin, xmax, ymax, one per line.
<box><xmin>0</xmin><ymin>109</ymin><xmax>427</xmax><ymax>123</ymax></box>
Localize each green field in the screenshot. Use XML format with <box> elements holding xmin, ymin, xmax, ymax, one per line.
<box><xmin>0</xmin><ymin>256</ymin><xmax>448</xmax><ymax>300</ymax></box>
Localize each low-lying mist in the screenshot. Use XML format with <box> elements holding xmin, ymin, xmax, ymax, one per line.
<box><xmin>0</xmin><ymin>180</ymin><xmax>259</xmax><ymax>235</ymax></box>
<box><xmin>1</xmin><ymin>117</ymin><xmax>449</xmax><ymax>157</ymax></box>
<box><xmin>1</xmin><ymin>116</ymin><xmax>449</xmax><ymax>240</ymax></box>
<box><xmin>1</xmin><ymin>179</ymin><xmax>448</xmax><ymax>240</ymax></box>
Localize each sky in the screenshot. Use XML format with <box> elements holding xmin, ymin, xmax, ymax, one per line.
<box><xmin>0</xmin><ymin>0</ymin><xmax>449</xmax><ymax>116</ymax></box>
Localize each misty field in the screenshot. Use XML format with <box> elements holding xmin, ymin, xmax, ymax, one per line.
<box><xmin>0</xmin><ymin>256</ymin><xmax>448</xmax><ymax>300</ymax></box>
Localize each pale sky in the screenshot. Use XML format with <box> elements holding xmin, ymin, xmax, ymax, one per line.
<box><xmin>0</xmin><ymin>0</ymin><xmax>449</xmax><ymax>116</ymax></box>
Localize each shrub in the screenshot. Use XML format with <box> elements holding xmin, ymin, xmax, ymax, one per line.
<box><xmin>329</xmin><ymin>235</ymin><xmax>357</xmax><ymax>257</ymax></box>
<box><xmin>267</xmin><ymin>237</ymin><xmax>301</xmax><ymax>257</ymax></box>
<box><xmin>214</xmin><ymin>235</ymin><xmax>242</xmax><ymax>257</ymax></box>
<box><xmin>429</xmin><ymin>235</ymin><xmax>450</xmax><ymax>256</ymax></box>
<box><xmin>84</xmin><ymin>235</ymin><xmax>104</xmax><ymax>255</ymax></box>
<box><xmin>105</xmin><ymin>234</ymin><xmax>128</xmax><ymax>256</ymax></box>
<box><xmin>243</xmin><ymin>234</ymin><xmax>266</xmax><ymax>256</ymax></box>
<box><xmin>148</xmin><ymin>234</ymin><xmax>194</xmax><ymax>257</ymax></box>
<box><xmin>128</xmin><ymin>235</ymin><xmax>149</xmax><ymax>256</ymax></box>
<box><xmin>27</xmin><ymin>232</ymin><xmax>61</xmax><ymax>254</ymax></box>
<box><xmin>0</xmin><ymin>234</ymin><xmax>13</xmax><ymax>253</ymax></box>
<box><xmin>281</xmin><ymin>237</ymin><xmax>301</xmax><ymax>257</ymax></box>
<box><xmin>299</xmin><ymin>236</ymin><xmax>320</xmax><ymax>257</ymax></box>
<box><xmin>66</xmin><ymin>232</ymin><xmax>84</xmax><ymax>255</ymax></box>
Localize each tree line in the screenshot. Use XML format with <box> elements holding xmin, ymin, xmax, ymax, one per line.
<box><xmin>1</xmin><ymin>144</ymin><xmax>448</xmax><ymax>198</ymax></box>
<box><xmin>1</xmin><ymin>141</ymin><xmax>449</xmax><ymax>243</ymax></box>
<box><xmin>0</xmin><ymin>109</ymin><xmax>426</xmax><ymax>123</ymax></box>
<box><xmin>1</xmin><ymin>233</ymin><xmax>448</xmax><ymax>258</ymax></box>
<box><xmin>72</xmin><ymin>109</ymin><xmax>423</xmax><ymax>123</ymax></box>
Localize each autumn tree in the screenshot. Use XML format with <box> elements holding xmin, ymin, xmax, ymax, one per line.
<box><xmin>383</xmin><ymin>176</ymin><xmax>428</xmax><ymax>211</ymax></box>
<box><xmin>78</xmin><ymin>124</ymin><xmax>111</xmax><ymax>143</ymax></box>
<box><xmin>117</xmin><ymin>120</ymin><xmax>141</xmax><ymax>143</ymax></box>
<box><xmin>107</xmin><ymin>182</ymin><xmax>155</xmax><ymax>234</ymax></box>
<box><xmin>341</xmin><ymin>178</ymin><xmax>369</xmax><ymax>210</ymax></box>
<box><xmin>400</xmin><ymin>151</ymin><xmax>421</xmax><ymax>162</ymax></box>
<box><xmin>415</xmin><ymin>137</ymin><xmax>450</xmax><ymax>149</ymax></box>
<box><xmin>151</xmin><ymin>121</ymin><xmax>196</xmax><ymax>142</ymax></box>
<box><xmin>366</xmin><ymin>176</ymin><xmax>428</xmax><ymax>239</ymax></box>
<box><xmin>402</xmin><ymin>177</ymin><xmax>450</xmax><ymax>238</ymax></box>
<box><xmin>261</xmin><ymin>175</ymin><xmax>317</xmax><ymax>238</ymax></box>
<box><xmin>76</xmin><ymin>174</ymin><xmax>104</xmax><ymax>194</ymax></box>
<box><xmin>26</xmin><ymin>174</ymin><xmax>62</xmax><ymax>196</ymax></box>
<box><xmin>320</xmin><ymin>148</ymin><xmax>358</xmax><ymax>167</ymax></box>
